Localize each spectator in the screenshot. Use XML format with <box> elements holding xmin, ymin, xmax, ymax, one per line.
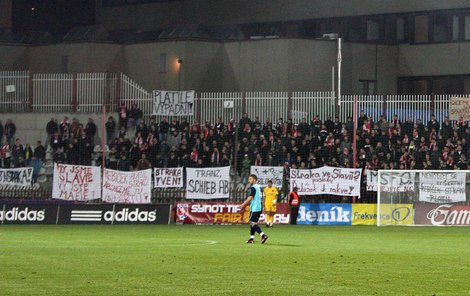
<box><xmin>118</xmin><ymin>102</ymin><xmax>128</xmax><ymax>129</ymax></box>
<box><xmin>85</xmin><ymin>118</ymin><xmax>97</xmax><ymax>144</ymax></box>
<box><xmin>12</xmin><ymin>138</ymin><xmax>24</xmax><ymax>167</ymax></box>
<box><xmin>59</xmin><ymin>117</ymin><xmax>70</xmax><ymax>143</ymax></box>
<box><xmin>30</xmin><ymin>156</ymin><xmax>42</xmax><ymax>183</ymax></box>
<box><xmin>0</xmin><ymin>120</ymin><xmax>3</xmax><ymax>146</ymax></box>
<box><xmin>117</xmin><ymin>153</ymin><xmax>131</xmax><ymax>171</ymax></box>
<box><xmin>34</xmin><ymin>141</ymin><xmax>46</xmax><ymax>161</ymax></box>
<box><xmin>136</xmin><ymin>153</ymin><xmax>151</xmax><ymax>170</ymax></box>
<box><xmin>45</xmin><ymin>118</ymin><xmax>58</xmax><ymax>150</ymax></box>
<box><xmin>427</xmin><ymin>114</ymin><xmax>440</xmax><ymax>133</ymax></box>
<box><xmin>241</xmin><ymin>154</ymin><xmax>251</xmax><ymax>179</ymax></box>
<box><xmin>159</xmin><ymin>117</ymin><xmax>170</xmax><ymax>142</ymax></box>
<box><xmin>50</xmin><ymin>133</ymin><xmax>62</xmax><ymax>152</ymax></box>
<box><xmin>0</xmin><ymin>143</ymin><xmax>11</xmax><ymax>168</ymax></box>
<box><xmin>24</xmin><ymin>143</ymin><xmax>33</xmax><ymax>166</ymax></box>
<box><xmin>105</xmin><ymin>116</ymin><xmax>116</xmax><ymax>145</ymax></box>
<box><xmin>129</xmin><ymin>103</ymin><xmax>143</xmax><ymax>129</ymax></box>
<box><xmin>108</xmin><ymin>146</ymin><xmax>119</xmax><ymax>169</ymax></box>
<box><xmin>4</xmin><ymin>119</ymin><xmax>16</xmax><ymax>146</ymax></box>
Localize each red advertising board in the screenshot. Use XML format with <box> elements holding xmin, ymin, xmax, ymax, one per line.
<box><xmin>175</xmin><ymin>202</ymin><xmax>291</xmax><ymax>224</ymax></box>
<box><xmin>415</xmin><ymin>204</ymin><xmax>470</xmax><ymax>226</ymax></box>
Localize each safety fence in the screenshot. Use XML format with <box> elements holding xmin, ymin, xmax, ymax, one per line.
<box><xmin>0</xmin><ymin>186</ymin><xmax>250</xmax><ymax>203</ymax></box>
<box><xmin>0</xmin><ymin>70</ymin><xmax>466</xmax><ymax>125</ymax></box>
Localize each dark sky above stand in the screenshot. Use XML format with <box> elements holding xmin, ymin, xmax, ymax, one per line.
<box><xmin>12</xmin><ymin>0</ymin><xmax>96</xmax><ymax>35</ymax></box>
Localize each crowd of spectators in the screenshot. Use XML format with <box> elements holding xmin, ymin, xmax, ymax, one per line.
<box><xmin>2</xmin><ymin>106</ymin><xmax>470</xmax><ymax>179</ymax></box>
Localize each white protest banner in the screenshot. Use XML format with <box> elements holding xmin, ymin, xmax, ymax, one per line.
<box><xmin>419</xmin><ymin>172</ymin><xmax>466</xmax><ymax>203</ymax></box>
<box><xmin>102</xmin><ymin>169</ymin><xmax>152</xmax><ymax>204</ymax></box>
<box><xmin>186</xmin><ymin>166</ymin><xmax>230</xmax><ymax>199</ymax></box>
<box><xmin>290</xmin><ymin>166</ymin><xmax>362</xmax><ymax>197</ymax></box>
<box><xmin>52</xmin><ymin>163</ymin><xmax>101</xmax><ymax>201</ymax></box>
<box><xmin>154</xmin><ymin>168</ymin><xmax>183</xmax><ymax>188</ymax></box>
<box><xmin>449</xmin><ymin>96</ymin><xmax>470</xmax><ymax>121</ymax></box>
<box><xmin>366</xmin><ymin>170</ymin><xmax>378</xmax><ymax>191</ymax></box>
<box><xmin>0</xmin><ymin>167</ymin><xmax>33</xmax><ymax>187</ymax></box>
<box><xmin>153</xmin><ymin>90</ymin><xmax>194</xmax><ymax>116</ymax></box>
<box><xmin>250</xmin><ymin>166</ymin><xmax>283</xmax><ymax>188</ymax></box>
<box><xmin>379</xmin><ymin>172</ymin><xmax>415</xmax><ymax>192</ymax></box>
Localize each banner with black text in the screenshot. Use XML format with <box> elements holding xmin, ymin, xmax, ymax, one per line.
<box><xmin>0</xmin><ymin>167</ymin><xmax>33</xmax><ymax>187</ymax></box>
<box><xmin>290</xmin><ymin>166</ymin><xmax>362</xmax><ymax>197</ymax></box>
<box><xmin>154</xmin><ymin>168</ymin><xmax>183</xmax><ymax>188</ymax></box>
<box><xmin>419</xmin><ymin>172</ymin><xmax>466</xmax><ymax>203</ymax></box>
<box><xmin>186</xmin><ymin>167</ymin><xmax>230</xmax><ymax>199</ymax></box>
<box><xmin>250</xmin><ymin>166</ymin><xmax>283</xmax><ymax>188</ymax></box>
<box><xmin>153</xmin><ymin>90</ymin><xmax>194</xmax><ymax>116</ymax></box>
<box><xmin>366</xmin><ymin>170</ymin><xmax>378</xmax><ymax>191</ymax></box>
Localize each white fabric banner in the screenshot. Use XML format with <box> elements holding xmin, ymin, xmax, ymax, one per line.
<box><xmin>290</xmin><ymin>166</ymin><xmax>362</xmax><ymax>197</ymax></box>
<box><xmin>153</xmin><ymin>90</ymin><xmax>194</xmax><ymax>116</ymax></box>
<box><xmin>102</xmin><ymin>169</ymin><xmax>152</xmax><ymax>204</ymax></box>
<box><xmin>0</xmin><ymin>167</ymin><xmax>33</xmax><ymax>187</ymax></box>
<box><xmin>186</xmin><ymin>167</ymin><xmax>230</xmax><ymax>199</ymax></box>
<box><xmin>52</xmin><ymin>163</ymin><xmax>101</xmax><ymax>201</ymax></box>
<box><xmin>154</xmin><ymin>168</ymin><xmax>183</xmax><ymax>188</ymax></box>
<box><xmin>366</xmin><ymin>170</ymin><xmax>378</xmax><ymax>192</ymax></box>
<box><xmin>250</xmin><ymin>166</ymin><xmax>283</xmax><ymax>188</ymax></box>
<box><xmin>419</xmin><ymin>172</ymin><xmax>466</xmax><ymax>203</ymax></box>
<box><xmin>379</xmin><ymin>172</ymin><xmax>415</xmax><ymax>193</ymax></box>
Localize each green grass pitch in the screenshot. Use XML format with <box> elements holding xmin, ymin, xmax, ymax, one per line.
<box><xmin>1</xmin><ymin>225</ymin><xmax>469</xmax><ymax>295</ymax></box>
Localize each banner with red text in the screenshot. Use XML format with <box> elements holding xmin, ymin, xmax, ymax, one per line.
<box><xmin>52</xmin><ymin>163</ymin><xmax>101</xmax><ymax>201</ymax></box>
<box><xmin>102</xmin><ymin>169</ymin><xmax>152</xmax><ymax>204</ymax></box>
<box><xmin>175</xmin><ymin>202</ymin><xmax>291</xmax><ymax>224</ymax></box>
<box><xmin>290</xmin><ymin>166</ymin><xmax>362</xmax><ymax>197</ymax></box>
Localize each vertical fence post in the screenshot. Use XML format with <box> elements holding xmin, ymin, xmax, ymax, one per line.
<box><xmin>430</xmin><ymin>93</ymin><xmax>435</xmax><ymax>116</ymax></box>
<box><xmin>382</xmin><ymin>94</ymin><xmax>387</xmax><ymax>117</ymax></box>
<box><xmin>105</xmin><ymin>72</ymin><xmax>111</xmax><ymax>112</ymax></box>
<box><xmin>352</xmin><ymin>95</ymin><xmax>358</xmax><ymax>204</ymax></box>
<box><xmin>115</xmin><ymin>73</ymin><xmax>121</xmax><ymax>110</ymax></box>
<box><xmin>287</xmin><ymin>91</ymin><xmax>293</xmax><ymax>119</ymax></box>
<box><xmin>242</xmin><ymin>91</ymin><xmax>247</xmax><ymax>115</ymax></box>
<box><xmin>28</xmin><ymin>69</ymin><xmax>33</xmax><ymax>112</ymax></box>
<box><xmin>72</xmin><ymin>73</ymin><xmax>78</xmax><ymax>112</ymax></box>
<box><xmin>196</xmin><ymin>92</ymin><xmax>202</xmax><ymax>123</ymax></box>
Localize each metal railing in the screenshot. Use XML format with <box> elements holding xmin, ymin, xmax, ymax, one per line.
<box><xmin>0</xmin><ymin>186</ymin><xmax>249</xmax><ymax>204</ymax></box>
<box><xmin>0</xmin><ymin>71</ymin><xmax>30</xmax><ymax>112</ymax></box>
<box><xmin>0</xmin><ymin>70</ymin><xmax>467</xmax><ymax>127</ymax></box>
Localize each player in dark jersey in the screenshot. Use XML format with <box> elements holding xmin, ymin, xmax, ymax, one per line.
<box><xmin>240</xmin><ymin>174</ymin><xmax>268</xmax><ymax>244</ymax></box>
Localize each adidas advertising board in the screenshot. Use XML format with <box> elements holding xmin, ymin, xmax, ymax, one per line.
<box><xmin>58</xmin><ymin>204</ymin><xmax>171</xmax><ymax>224</ymax></box>
<box><xmin>0</xmin><ymin>204</ymin><xmax>58</xmax><ymax>224</ymax></box>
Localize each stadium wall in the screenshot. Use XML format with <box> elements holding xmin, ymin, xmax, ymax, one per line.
<box><xmin>2</xmin><ymin>112</ymin><xmax>116</xmax><ymax>146</ymax></box>
<box><xmin>28</xmin><ymin>43</ymin><xmax>123</xmax><ymax>74</ymax></box>
<box><xmin>0</xmin><ymin>0</ymin><xmax>12</xmax><ymax>29</ymax></box>
<box><xmin>398</xmin><ymin>43</ymin><xmax>470</xmax><ymax>77</ymax></box>
<box><xmin>99</xmin><ymin>0</ymin><xmax>470</xmax><ymax>30</ymax></box>
<box><xmin>7</xmin><ymin>39</ymin><xmax>470</xmax><ymax>94</ymax></box>
<box><xmin>0</xmin><ymin>44</ymin><xmax>28</xmax><ymax>69</ymax></box>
